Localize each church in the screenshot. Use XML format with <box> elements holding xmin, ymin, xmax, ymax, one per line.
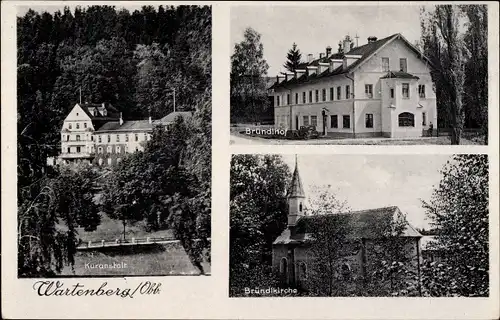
<box><xmin>272</xmin><ymin>158</ymin><xmax>423</xmax><ymax>292</ymax></box>
<box><xmin>271</xmin><ymin>33</ymin><xmax>438</xmax><ymax>138</ymax></box>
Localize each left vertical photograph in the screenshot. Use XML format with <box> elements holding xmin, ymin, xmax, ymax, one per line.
<box><xmin>17</xmin><ymin>4</ymin><xmax>212</xmax><ymax>277</ymax></box>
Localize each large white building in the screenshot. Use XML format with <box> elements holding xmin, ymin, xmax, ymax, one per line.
<box><xmin>57</xmin><ymin>102</ymin><xmax>192</xmax><ymax>166</ymax></box>
<box><xmin>271</xmin><ymin>33</ymin><xmax>438</xmax><ymax>138</ymax></box>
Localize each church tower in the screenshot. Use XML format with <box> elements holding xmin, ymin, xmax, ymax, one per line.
<box><xmin>288</xmin><ymin>155</ymin><xmax>306</xmax><ymax>229</ymax></box>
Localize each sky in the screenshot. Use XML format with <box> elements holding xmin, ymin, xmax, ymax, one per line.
<box><xmin>280</xmin><ymin>154</ymin><xmax>452</xmax><ymax>230</ymax></box>
<box><xmin>230</xmin><ymin>4</ymin><xmax>424</xmax><ymax>76</ymax></box>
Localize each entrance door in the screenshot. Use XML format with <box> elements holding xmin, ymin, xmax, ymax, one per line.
<box><xmin>296</xmin><ymin>116</ymin><xmax>299</xmax><ymax>130</ymax></box>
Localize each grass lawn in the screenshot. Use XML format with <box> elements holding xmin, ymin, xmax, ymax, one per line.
<box><xmin>76</xmin><ymin>212</ymin><xmax>174</xmax><ymax>243</ymax></box>
<box><xmin>59</xmin><ymin>242</ymin><xmax>211</xmax><ymax>276</ymax></box>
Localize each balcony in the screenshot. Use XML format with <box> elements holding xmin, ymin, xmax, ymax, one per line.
<box><xmin>60</xmin><ymin>152</ymin><xmax>95</xmax><ymax>159</ymax></box>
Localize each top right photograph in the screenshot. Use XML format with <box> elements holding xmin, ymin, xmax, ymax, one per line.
<box><xmin>230</xmin><ymin>4</ymin><xmax>488</xmax><ymax>145</ymax></box>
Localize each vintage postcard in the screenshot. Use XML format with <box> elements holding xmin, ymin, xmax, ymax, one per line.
<box><xmin>1</xmin><ymin>1</ymin><xmax>499</xmax><ymax>320</ymax></box>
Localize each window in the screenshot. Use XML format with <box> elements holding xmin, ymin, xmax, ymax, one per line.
<box><xmin>287</xmin><ymin>94</ymin><xmax>290</xmax><ymax>105</ymax></box>
<box><xmin>91</xmin><ymin>146</ymin><xmax>95</xmax><ymax>153</ymax></box>
<box><xmin>116</xmin><ymin>134</ymin><xmax>120</xmax><ymax>142</ymax></box>
<box><xmin>76</xmin><ymin>123</ymin><xmax>80</xmax><ymax>129</ymax></box>
<box><xmin>295</xmin><ymin>93</ymin><xmax>298</xmax><ymax>104</ymax></box>
<box><xmin>331</xmin><ymin>115</ymin><xmax>338</xmax><ymax>128</ymax></box>
<box><xmin>76</xmin><ymin>146</ymin><xmax>81</xmax><ymax>153</ymax></box>
<box><xmin>365</xmin><ymin>114</ymin><xmax>374</xmax><ymax>128</ymax></box>
<box><xmin>135</xmin><ymin>134</ymin><xmax>139</xmax><ymax>142</ymax></box>
<box><xmin>302</xmin><ymin>92</ymin><xmax>306</xmax><ymax>104</ymax></box>
<box><xmin>382</xmin><ymin>57</ymin><xmax>390</xmax><ymax>72</ymax></box>
<box><xmin>280</xmin><ymin>258</ymin><xmax>288</xmax><ymax>275</ymax></box>
<box><xmin>76</xmin><ymin>135</ymin><xmax>80</xmax><ymax>141</ymax></box>
<box><xmin>67</xmin><ymin>147</ymin><xmax>70</xmax><ymax>154</ymax></box>
<box><xmin>98</xmin><ymin>135</ymin><xmax>102</xmax><ymax>143</ymax></box>
<box><xmin>390</xmin><ymin>88</ymin><xmax>395</xmax><ymax>98</ymax></box>
<box><xmin>422</xmin><ymin>112</ymin><xmax>427</xmax><ymax>126</ymax></box>
<box><xmin>346</xmin><ymin>85</ymin><xmax>350</xmax><ymax>99</ymax></box>
<box><xmin>400</xmin><ymin>58</ymin><xmax>407</xmax><ymax>72</ymax></box>
<box><xmin>98</xmin><ymin>147</ymin><xmax>103</xmax><ymax>154</ymax></box>
<box><xmin>144</xmin><ymin>133</ymin><xmax>147</xmax><ymax>141</ymax></box>
<box><xmin>98</xmin><ymin>158</ymin><xmax>103</xmax><ymax>166</ymax></box>
<box><xmin>117</xmin><ymin>158</ymin><xmax>122</xmax><ymax>164</ymax></box>
<box><xmin>337</xmin><ymin>86</ymin><xmax>341</xmax><ymax>100</ymax></box>
<box><xmin>108</xmin><ymin>158</ymin><xmax>112</xmax><ymax>166</ymax></box>
<box><xmin>330</xmin><ymin>87</ymin><xmax>334</xmax><ymax>101</ymax></box>
<box><xmin>365</xmin><ymin>84</ymin><xmax>373</xmax><ymax>99</ymax></box>
<box><xmin>276</xmin><ymin>95</ymin><xmax>280</xmax><ymax>106</ymax></box>
<box><xmin>309</xmin><ymin>91</ymin><xmax>313</xmax><ymax>103</ymax></box>
<box><xmin>343</xmin><ymin>115</ymin><xmax>351</xmax><ymax>128</ymax></box>
<box><xmin>66</xmin><ymin>135</ymin><xmax>70</xmax><ymax>141</ymax></box>
<box><xmin>125</xmin><ymin>134</ymin><xmax>129</xmax><ymax>142</ymax></box>
<box><xmin>116</xmin><ymin>146</ymin><xmax>121</xmax><ymax>153</ymax></box>
<box><xmin>107</xmin><ymin>146</ymin><xmax>112</xmax><ymax>153</ymax></box>
<box><xmin>125</xmin><ymin>146</ymin><xmax>128</xmax><ymax>153</ymax></box>
<box><xmin>84</xmin><ymin>123</ymin><xmax>87</xmax><ymax>129</ymax></box>
<box><xmin>68</xmin><ymin>123</ymin><xmax>72</xmax><ymax>129</ymax></box>
<box><xmin>402</xmin><ymin>83</ymin><xmax>410</xmax><ymax>98</ymax></box>
<box><xmin>91</xmin><ymin>136</ymin><xmax>94</xmax><ymax>142</ymax></box>
<box><xmin>419</xmin><ymin>84</ymin><xmax>426</xmax><ymax>98</ymax></box>
<box><xmin>315</xmin><ymin>90</ymin><xmax>319</xmax><ymax>103</ymax></box>
<box><xmin>76</xmin><ymin>112</ymin><xmax>79</xmax><ymax>116</ymax></box>
<box><xmin>303</xmin><ymin>116</ymin><xmax>309</xmax><ymax>126</ymax></box>
<box><xmin>398</xmin><ymin>112</ymin><xmax>415</xmax><ymax>127</ymax></box>
<box><xmin>107</xmin><ymin>135</ymin><xmax>111</xmax><ymax>143</ymax></box>
<box><xmin>299</xmin><ymin>202</ymin><xmax>303</xmax><ymax>212</ymax></box>
<box><xmin>311</xmin><ymin>116</ymin><xmax>317</xmax><ymax>127</ymax></box>
<box><xmin>322</xmin><ymin>89</ymin><xmax>326</xmax><ymax>102</ymax></box>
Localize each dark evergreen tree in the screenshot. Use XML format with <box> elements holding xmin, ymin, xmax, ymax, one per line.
<box><xmin>283</xmin><ymin>42</ymin><xmax>303</xmax><ymax>72</ymax></box>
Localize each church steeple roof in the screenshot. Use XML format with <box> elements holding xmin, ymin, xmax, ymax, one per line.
<box><xmin>289</xmin><ymin>155</ymin><xmax>305</xmax><ymax>198</ymax></box>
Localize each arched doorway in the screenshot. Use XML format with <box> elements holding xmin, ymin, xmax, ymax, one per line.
<box><xmin>280</xmin><ymin>257</ymin><xmax>288</xmax><ymax>284</ymax></box>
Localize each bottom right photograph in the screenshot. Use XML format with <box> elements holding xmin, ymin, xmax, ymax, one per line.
<box><xmin>229</xmin><ymin>153</ymin><xmax>489</xmax><ymax>297</ymax></box>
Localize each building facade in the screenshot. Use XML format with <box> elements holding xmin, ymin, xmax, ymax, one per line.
<box><xmin>58</xmin><ymin>102</ymin><xmax>192</xmax><ymax>166</ymax></box>
<box><xmin>272</xmin><ymin>159</ymin><xmax>423</xmax><ymax>291</ymax></box>
<box><xmin>271</xmin><ymin>33</ymin><xmax>437</xmax><ymax>138</ymax></box>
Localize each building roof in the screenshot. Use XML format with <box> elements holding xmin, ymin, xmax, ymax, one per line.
<box><xmin>96</xmin><ymin>120</ymin><xmax>153</xmax><ymax>133</ymax></box>
<box><xmin>157</xmin><ymin>111</ymin><xmax>193</xmax><ymax>124</ymax></box>
<box><xmin>380</xmin><ymin>71</ymin><xmax>420</xmax><ymax>80</ymax></box>
<box><xmin>289</xmin><ymin>157</ymin><xmax>305</xmax><ymax>198</ymax></box>
<box><xmin>271</xmin><ymin>33</ymin><xmax>430</xmax><ymax>90</ymax></box>
<box><xmin>273</xmin><ymin>206</ymin><xmax>422</xmax><ymax>245</ymax></box>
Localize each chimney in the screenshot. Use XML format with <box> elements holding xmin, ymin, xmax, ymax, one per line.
<box><xmin>343</xmin><ymin>35</ymin><xmax>353</xmax><ymax>53</ymax></box>
<box><xmin>326</xmin><ymin>46</ymin><xmax>332</xmax><ymax>57</ymax></box>
<box><xmin>119</xmin><ymin>112</ymin><xmax>123</xmax><ymax>126</ymax></box>
<box><xmin>368</xmin><ymin>36</ymin><xmax>378</xmax><ymax>43</ymax></box>
<box><xmin>307</xmin><ymin>53</ymin><xmax>313</xmax><ymax>63</ymax></box>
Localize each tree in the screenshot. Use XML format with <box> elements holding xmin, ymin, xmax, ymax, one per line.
<box><xmin>420</xmin><ymin>5</ymin><xmax>469</xmax><ymax>145</ymax></box>
<box><xmin>462</xmin><ymin>5</ymin><xmax>488</xmax><ymax>144</ymax></box>
<box><xmin>230</xmin><ymin>27</ymin><xmax>270</xmax><ymax>123</ymax></box>
<box><xmin>18</xmin><ymin>164</ymin><xmax>100</xmax><ymax>277</ymax></box>
<box><xmin>421</xmin><ymin>154</ymin><xmax>488</xmax><ymax>296</ymax></box>
<box><xmin>229</xmin><ymin>155</ymin><xmax>290</xmax><ymax>295</ymax></box>
<box><xmin>283</xmin><ymin>42</ymin><xmax>303</xmax><ymax>72</ymax></box>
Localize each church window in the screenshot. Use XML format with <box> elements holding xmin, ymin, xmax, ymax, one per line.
<box><xmin>299</xmin><ymin>203</ymin><xmax>303</xmax><ymax>212</ymax></box>
<box><xmin>398</xmin><ymin>112</ymin><xmax>415</xmax><ymax>127</ymax></box>
<box><xmin>299</xmin><ymin>262</ymin><xmax>307</xmax><ymax>280</ymax></box>
<box><xmin>280</xmin><ymin>257</ymin><xmax>288</xmax><ymax>280</ymax></box>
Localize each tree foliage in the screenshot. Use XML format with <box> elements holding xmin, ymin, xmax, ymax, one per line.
<box><xmin>230</xmin><ymin>27</ymin><xmax>270</xmax><ymax>123</ymax></box>
<box><xmin>18</xmin><ymin>164</ymin><xmax>100</xmax><ymax>277</ymax></box>
<box><xmin>420</xmin><ymin>5</ymin><xmax>488</xmax><ymax>144</ymax></box>
<box><xmin>283</xmin><ymin>42</ymin><xmax>303</xmax><ymax>72</ymax></box>
<box><xmin>229</xmin><ymin>155</ymin><xmax>290</xmax><ymax>295</ymax></box>
<box><xmin>421</xmin><ymin>154</ymin><xmax>488</xmax><ymax>296</ymax></box>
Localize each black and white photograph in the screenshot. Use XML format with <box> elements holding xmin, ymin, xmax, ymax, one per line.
<box><xmin>17</xmin><ymin>4</ymin><xmax>212</xmax><ymax>277</ymax></box>
<box><xmin>229</xmin><ymin>154</ymin><xmax>489</xmax><ymax>297</ymax></box>
<box><xmin>230</xmin><ymin>5</ymin><xmax>488</xmax><ymax>145</ymax></box>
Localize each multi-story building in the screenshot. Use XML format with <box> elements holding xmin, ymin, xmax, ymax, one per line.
<box><xmin>58</xmin><ymin>102</ymin><xmax>192</xmax><ymax>166</ymax></box>
<box><xmin>271</xmin><ymin>33</ymin><xmax>437</xmax><ymax>138</ymax></box>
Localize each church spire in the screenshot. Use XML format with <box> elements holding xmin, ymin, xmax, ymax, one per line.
<box><xmin>289</xmin><ymin>155</ymin><xmax>305</xmax><ymax>198</ymax></box>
